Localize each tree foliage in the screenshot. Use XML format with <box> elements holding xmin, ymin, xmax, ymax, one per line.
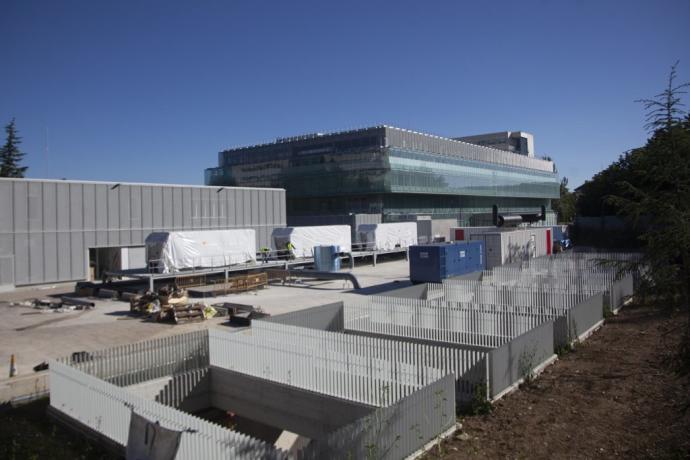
<box><xmin>575</xmin><ymin>149</ymin><xmax>642</xmax><ymax>217</ymax></box>
<box><xmin>606</xmin><ymin>63</ymin><xmax>690</xmax><ymax>372</ymax></box>
<box><xmin>551</xmin><ymin>177</ymin><xmax>576</xmax><ymax>223</ymax></box>
<box><xmin>0</xmin><ymin>118</ymin><xmax>28</xmax><ymax>178</ymax></box>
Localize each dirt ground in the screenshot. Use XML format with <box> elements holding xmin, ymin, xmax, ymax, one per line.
<box><xmin>428</xmin><ymin>303</ymin><xmax>690</xmax><ymax>460</ymax></box>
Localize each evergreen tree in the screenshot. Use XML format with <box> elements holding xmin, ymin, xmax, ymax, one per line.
<box><xmin>0</xmin><ymin>118</ymin><xmax>28</xmax><ymax>178</ymax></box>
<box><xmin>551</xmin><ymin>177</ymin><xmax>576</xmax><ymax>223</ymax></box>
<box><xmin>608</xmin><ymin>63</ymin><xmax>690</xmax><ymax>372</ymax></box>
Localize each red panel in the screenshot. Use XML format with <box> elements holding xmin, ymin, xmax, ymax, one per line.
<box><xmin>455</xmin><ymin>229</ymin><xmax>465</xmax><ymax>241</ymax></box>
<box><xmin>546</xmin><ymin>229</ymin><xmax>552</xmax><ymax>255</ymax></box>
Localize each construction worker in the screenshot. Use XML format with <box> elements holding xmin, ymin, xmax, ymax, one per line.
<box><xmin>260</xmin><ymin>246</ymin><xmax>271</xmax><ymax>264</ymax></box>
<box><xmin>285</xmin><ymin>241</ymin><xmax>296</xmax><ymax>260</ymax></box>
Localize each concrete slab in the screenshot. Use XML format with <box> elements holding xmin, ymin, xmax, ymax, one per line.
<box><xmin>0</xmin><ymin>259</ymin><xmax>410</xmax><ymax>378</ymax></box>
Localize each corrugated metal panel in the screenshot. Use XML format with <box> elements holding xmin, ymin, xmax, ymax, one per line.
<box><xmin>130</xmin><ymin>186</ymin><xmax>143</xmax><ymax>242</ymax></box>
<box><xmin>95</xmin><ymin>185</ymin><xmax>107</xmax><ymax>246</ymax></box>
<box><xmin>172</xmin><ymin>187</ymin><xmax>182</xmax><ymax>230</ymax></box>
<box><xmin>118</xmin><ymin>185</ymin><xmax>131</xmax><ymax>246</ymax></box>
<box><xmin>0</xmin><ymin>181</ymin><xmax>12</xmax><ymax>235</ymax></box>
<box><xmin>0</xmin><ymin>178</ymin><xmax>286</xmax><ymax>287</ymax></box>
<box><xmin>12</xmin><ymin>182</ymin><xmax>28</xmax><ymax>284</ymax></box>
<box><xmin>242</xmin><ymin>189</ymin><xmax>251</xmax><ymax>224</ymax></box>
<box><xmin>182</xmin><ymin>187</ymin><xmax>192</xmax><ymax>230</ymax></box>
<box><xmin>107</xmin><ymin>185</ymin><xmax>119</xmax><ymax>245</ymax></box>
<box><xmin>152</xmin><ymin>186</ymin><xmax>163</xmax><ymax>231</ymax></box>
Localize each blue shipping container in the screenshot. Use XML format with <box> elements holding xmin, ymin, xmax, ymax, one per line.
<box><xmin>409</xmin><ymin>241</ymin><xmax>485</xmax><ymax>283</ymax></box>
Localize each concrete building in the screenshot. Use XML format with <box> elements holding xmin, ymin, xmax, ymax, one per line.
<box><xmin>205</xmin><ymin>125</ymin><xmax>559</xmax><ymax>225</ymax></box>
<box><xmin>455</xmin><ymin>131</ymin><xmax>536</xmax><ymax>157</ymax></box>
<box><xmin>0</xmin><ymin>178</ymin><xmax>286</xmax><ymax>290</ymax></box>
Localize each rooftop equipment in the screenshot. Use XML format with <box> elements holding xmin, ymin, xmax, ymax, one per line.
<box><xmin>313</xmin><ymin>245</ymin><xmax>342</xmax><ymax>272</ymax></box>
<box><xmin>357</xmin><ymin>222</ymin><xmax>418</xmax><ymax>251</ymax></box>
<box><xmin>145</xmin><ymin>229</ymin><xmax>256</xmax><ymax>274</ymax></box>
<box><xmin>271</xmin><ymin>225</ymin><xmax>351</xmax><ymax>259</ymax></box>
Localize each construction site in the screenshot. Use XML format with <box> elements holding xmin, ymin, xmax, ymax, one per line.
<box><xmin>0</xmin><ymin>175</ymin><xmax>646</xmax><ymax>459</ymax></box>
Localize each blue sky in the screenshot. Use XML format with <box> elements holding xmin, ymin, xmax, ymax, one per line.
<box><xmin>2</xmin><ymin>0</ymin><xmax>689</xmax><ymax>188</ymax></box>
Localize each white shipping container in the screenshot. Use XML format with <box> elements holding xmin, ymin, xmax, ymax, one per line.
<box><xmin>145</xmin><ymin>229</ymin><xmax>256</xmax><ymax>273</ymax></box>
<box><xmin>471</xmin><ymin>227</ymin><xmax>551</xmax><ymax>269</ymax></box>
<box><xmin>357</xmin><ymin>222</ymin><xmax>418</xmax><ymax>250</ymax></box>
<box><xmin>271</xmin><ymin>225</ymin><xmax>352</xmax><ymax>258</ymax></box>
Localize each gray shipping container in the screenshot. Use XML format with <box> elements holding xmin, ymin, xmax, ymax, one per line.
<box><xmin>471</xmin><ymin>227</ymin><xmax>551</xmax><ymax>269</ymax></box>
<box><xmin>0</xmin><ymin>178</ymin><xmax>286</xmax><ymax>289</ymax></box>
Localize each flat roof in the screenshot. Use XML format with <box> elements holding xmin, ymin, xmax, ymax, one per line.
<box><xmin>218</xmin><ymin>124</ymin><xmax>555</xmax><ymax>173</ymax></box>
<box><xmin>0</xmin><ymin>177</ymin><xmax>285</xmax><ymax>192</ymax></box>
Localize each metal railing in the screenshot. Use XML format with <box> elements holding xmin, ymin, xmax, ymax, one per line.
<box><xmin>346</xmin><ymin>297</ymin><xmax>543</xmax><ymax>348</ymax></box>
<box><xmin>300</xmin><ymin>373</ymin><xmax>456</xmax><ymax>460</ymax></box>
<box><xmin>60</xmin><ymin>330</ymin><xmax>209</xmax><ymax>387</ymax></box>
<box><xmin>435</xmin><ymin>282</ymin><xmax>591</xmax><ymax>308</ymax></box>
<box><xmin>210</xmin><ymin>325</ymin><xmax>453</xmax><ymax>407</ymax></box>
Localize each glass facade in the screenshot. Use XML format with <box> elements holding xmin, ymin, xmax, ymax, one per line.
<box><xmin>387</xmin><ymin>148</ymin><xmax>558</xmax><ymax>198</ymax></box>
<box><xmin>205</xmin><ymin>127</ymin><xmax>560</xmax><ymax>222</ymax></box>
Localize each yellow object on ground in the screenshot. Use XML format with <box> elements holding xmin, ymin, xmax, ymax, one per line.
<box><xmin>203</xmin><ymin>305</ymin><xmax>218</xmax><ymax>319</ymax></box>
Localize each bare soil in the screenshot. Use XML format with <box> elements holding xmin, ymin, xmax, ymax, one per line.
<box><xmin>428</xmin><ymin>303</ymin><xmax>690</xmax><ymax>460</ymax></box>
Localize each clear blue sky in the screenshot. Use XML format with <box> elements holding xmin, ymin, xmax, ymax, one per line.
<box><xmin>2</xmin><ymin>0</ymin><xmax>689</xmax><ymax>188</ymax></box>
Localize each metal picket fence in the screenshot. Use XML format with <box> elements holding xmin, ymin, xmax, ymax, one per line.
<box><xmin>59</xmin><ymin>330</ymin><xmax>209</xmax><ymax>387</ymax></box>
<box><xmin>51</xmin><ymin>328</ymin><xmax>461</xmax><ymax>459</ymax></box>
<box><xmin>341</xmin><ymin>296</ymin><xmax>556</xmax><ymax>401</ymax></box>
<box><xmin>49</xmin><ymin>359</ymin><xmax>287</xmax><ymax>460</ymax></box>
<box><xmin>434</xmin><ymin>282</ymin><xmax>591</xmax><ymax>308</ymax></box>
<box><xmin>299</xmin><ymin>373</ymin><xmax>456</xmax><ymax>460</ymax></box>
<box><xmin>484</xmin><ymin>267</ymin><xmax>632</xmax><ymax>311</ymax></box>
<box><xmin>345</xmin><ymin>297</ymin><xmax>544</xmax><ymax>348</ymax></box>
<box><xmin>210</xmin><ymin>325</ymin><xmax>461</xmax><ymax>407</ymax></box>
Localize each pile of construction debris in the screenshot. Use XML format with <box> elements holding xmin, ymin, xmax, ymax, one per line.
<box><xmin>11</xmin><ymin>296</ymin><xmax>95</xmax><ymax>313</ymax></box>
<box><xmin>211</xmin><ymin>302</ymin><xmax>269</xmax><ymax>326</ymax></box>
<box><xmin>129</xmin><ymin>286</ymin><xmax>218</xmax><ymax>324</ymax></box>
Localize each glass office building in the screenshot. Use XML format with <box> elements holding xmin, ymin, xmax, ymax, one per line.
<box><xmin>205</xmin><ymin>126</ymin><xmax>560</xmax><ymax>225</ymax></box>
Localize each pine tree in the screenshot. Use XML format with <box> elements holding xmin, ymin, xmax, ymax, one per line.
<box><xmin>608</xmin><ymin>63</ymin><xmax>690</xmax><ymax>372</ymax></box>
<box><xmin>0</xmin><ymin>118</ymin><xmax>28</xmax><ymax>178</ymax></box>
<box><xmin>551</xmin><ymin>177</ymin><xmax>576</xmax><ymax>223</ymax></box>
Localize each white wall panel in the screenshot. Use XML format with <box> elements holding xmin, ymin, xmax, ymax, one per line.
<box><xmin>0</xmin><ymin>179</ymin><xmax>285</xmax><ymax>287</ymax></box>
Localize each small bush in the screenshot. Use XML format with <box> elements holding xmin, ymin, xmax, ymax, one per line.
<box><xmin>469</xmin><ymin>384</ymin><xmax>492</xmax><ymax>415</ymax></box>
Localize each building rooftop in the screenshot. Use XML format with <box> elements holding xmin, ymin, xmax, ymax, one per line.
<box><xmin>0</xmin><ymin>177</ymin><xmax>285</xmax><ymax>192</ymax></box>
<box><xmin>219</xmin><ymin>125</ymin><xmax>555</xmax><ymax>173</ymax></box>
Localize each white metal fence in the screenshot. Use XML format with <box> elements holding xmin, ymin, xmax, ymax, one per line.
<box><xmin>51</xmin><ymin>327</ymin><xmax>461</xmax><ymax>459</ymax></box>
<box><xmin>345</xmin><ymin>297</ymin><xmax>543</xmax><ymax>348</ymax></box>
<box><xmin>342</xmin><ymin>296</ymin><xmax>556</xmax><ymax>400</ymax></box>
<box><xmin>433</xmin><ymin>282</ymin><xmax>591</xmax><ymax>308</ymax></box>
<box><xmin>210</xmin><ymin>325</ymin><xmax>456</xmax><ymax>407</ymax></box>
<box><xmin>60</xmin><ymin>330</ymin><xmax>209</xmax><ymax>387</ymax></box>
<box><xmin>49</xmin><ymin>359</ymin><xmax>286</xmax><ymax>460</ymax></box>
<box><xmin>299</xmin><ymin>373</ymin><xmax>456</xmax><ymax>460</ymax></box>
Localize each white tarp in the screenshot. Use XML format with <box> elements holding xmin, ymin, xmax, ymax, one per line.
<box><xmin>271</xmin><ymin>225</ymin><xmax>351</xmax><ymax>258</ymax></box>
<box><xmin>145</xmin><ymin>229</ymin><xmax>256</xmax><ymax>273</ymax></box>
<box><xmin>357</xmin><ymin>222</ymin><xmax>418</xmax><ymax>251</ymax></box>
